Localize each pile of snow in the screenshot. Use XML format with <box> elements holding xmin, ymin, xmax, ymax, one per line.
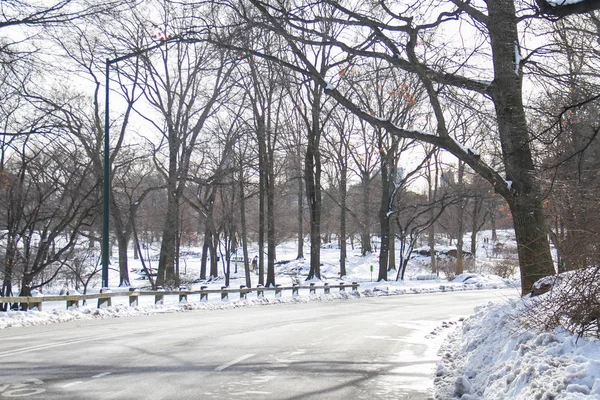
<box><xmin>0</xmin><ymin>292</ymin><xmax>361</xmax><ymax>329</ymax></box>
<box><xmin>434</xmin><ymin>288</ymin><xmax>600</xmax><ymax>399</ymax></box>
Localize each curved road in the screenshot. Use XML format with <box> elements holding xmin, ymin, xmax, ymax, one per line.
<box><xmin>0</xmin><ymin>288</ymin><xmax>518</xmax><ymax>399</ymax></box>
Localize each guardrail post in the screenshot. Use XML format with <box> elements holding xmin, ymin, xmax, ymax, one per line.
<box><xmin>30</xmin><ymin>300</ymin><xmax>42</xmax><ymax>311</ymax></box>
<box><xmin>324</xmin><ymin>283</ymin><xmax>330</xmax><ymax>294</ymax></box>
<box><xmin>292</xmin><ymin>284</ymin><xmax>299</xmax><ymax>297</ymax></box>
<box><xmin>257</xmin><ymin>284</ymin><xmax>264</xmax><ymax>299</ymax></box>
<box><xmin>240</xmin><ymin>285</ymin><xmax>247</xmax><ymax>300</ymax></box>
<box><xmin>98</xmin><ymin>288</ymin><xmax>112</xmax><ymax>308</ymax></box>
<box><xmin>221</xmin><ymin>286</ymin><xmax>228</xmax><ymax>301</ymax></box>
<box><xmin>339</xmin><ymin>282</ymin><xmax>345</xmax><ymax>292</ymax></box>
<box><xmin>352</xmin><ymin>282</ymin><xmax>359</xmax><ymax>292</ymax></box>
<box><xmin>66</xmin><ymin>292</ymin><xmax>79</xmax><ymax>309</ymax></box>
<box><xmin>155</xmin><ymin>287</ymin><xmax>165</xmax><ymax>305</ymax></box>
<box><xmin>275</xmin><ymin>284</ymin><xmax>282</xmax><ymax>298</ymax></box>
<box><xmin>200</xmin><ymin>286</ymin><xmax>208</xmax><ymax>302</ymax></box>
<box><xmin>310</xmin><ymin>283</ymin><xmax>316</xmax><ymax>295</ymax></box>
<box><xmin>179</xmin><ymin>287</ymin><xmax>188</xmax><ymax>304</ymax></box>
<box><xmin>129</xmin><ymin>288</ymin><xmax>139</xmax><ymax>307</ymax></box>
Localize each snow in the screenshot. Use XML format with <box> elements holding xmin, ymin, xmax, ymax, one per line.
<box><xmin>448</xmin><ymin>135</ymin><xmax>482</xmax><ymax>159</ymax></box>
<box><xmin>434</xmin><ymin>282</ymin><xmax>600</xmax><ymax>399</ymax></box>
<box><xmin>507</xmin><ymin>179</ymin><xmax>513</xmax><ymax>192</ymax></box>
<box><xmin>545</xmin><ymin>0</ymin><xmax>586</xmax><ymax>5</ymax></box>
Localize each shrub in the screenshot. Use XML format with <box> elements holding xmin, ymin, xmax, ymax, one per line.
<box><xmin>492</xmin><ymin>257</ymin><xmax>519</xmax><ymax>279</ymax></box>
<box><xmin>519</xmin><ymin>266</ymin><xmax>600</xmax><ymax>339</ymax></box>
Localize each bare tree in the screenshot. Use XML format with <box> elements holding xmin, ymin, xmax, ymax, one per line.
<box><xmin>322</xmin><ymin>109</ymin><xmax>355</xmax><ymax>277</ymax></box>
<box><xmin>532</xmin><ymin>16</ymin><xmax>600</xmax><ymax>271</ymax></box>
<box><xmin>228</xmin><ymin>0</ymin><xmax>557</xmax><ymax>294</ymax></box>
<box><xmin>46</xmin><ymin>19</ymin><xmax>151</xmax><ymax>287</ymax></box>
<box><xmin>0</xmin><ymin>133</ymin><xmax>98</xmax><ymax>305</ymax></box>
<box><xmin>234</xmin><ymin>33</ymin><xmax>289</xmax><ymax>287</ymax></box>
<box><xmin>393</xmin><ymin>184</ymin><xmax>455</xmax><ymax>281</ymax></box>
<box><xmin>135</xmin><ymin>3</ymin><xmax>235</xmax><ymax>287</ymax></box>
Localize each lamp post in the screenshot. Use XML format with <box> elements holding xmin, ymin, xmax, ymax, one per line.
<box><xmin>102</xmin><ymin>39</ymin><xmax>173</xmax><ymax>289</ymax></box>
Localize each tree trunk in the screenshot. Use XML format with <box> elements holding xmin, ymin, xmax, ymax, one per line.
<box><xmin>1</xmin><ymin>235</ymin><xmax>16</xmax><ymax>310</ymax></box>
<box><xmin>110</xmin><ymin>194</ymin><xmax>132</xmax><ymax>287</ymax></box>
<box><xmin>200</xmin><ymin>224</ymin><xmax>212</xmax><ymax>280</ymax></box>
<box><xmin>388</xmin><ymin>222</ymin><xmax>396</xmax><ymax>271</ymax></box>
<box><xmin>470</xmin><ymin>198</ymin><xmax>482</xmax><ymax>256</ymax></box>
<box><xmin>210</xmin><ymin>231</ymin><xmax>219</xmax><ymax>279</ymax></box>
<box><xmin>456</xmin><ymin>162</ymin><xmax>465</xmax><ymax>275</ymax></box>
<box><xmin>116</xmin><ymin>234</ymin><xmax>131</xmax><ymax>287</ymax></box>
<box><xmin>487</xmin><ymin>0</ymin><xmax>555</xmax><ymax>295</ymax></box>
<box><xmin>491</xmin><ymin>208</ymin><xmax>498</xmax><ymax>242</ymax></box>
<box><xmin>156</xmin><ymin>190</ymin><xmax>179</xmax><ymax>287</ymax></box>
<box><xmin>239</xmin><ymin>162</ymin><xmax>251</xmax><ymax>288</ymax></box>
<box><xmin>361</xmin><ymin>174</ymin><xmax>372</xmax><ymax>255</ymax></box>
<box><xmin>339</xmin><ymin>162</ymin><xmax>348</xmax><ymax>277</ymax></box>
<box><xmin>257</xmin><ymin>119</ymin><xmax>267</xmax><ymax>286</ymax></box>
<box><xmin>266</xmin><ymin>152</ymin><xmax>276</xmax><ymax>287</ymax></box>
<box><xmin>133</xmin><ymin>232</ymin><xmax>139</xmax><ymax>260</ymax></box>
<box><xmin>20</xmin><ymin>274</ymin><xmax>34</xmax><ymax>298</ymax></box>
<box><xmin>305</xmin><ymin>146</ymin><xmax>322</xmax><ymax>280</ymax></box>
<box><xmin>305</xmin><ymin>86</ymin><xmax>322</xmax><ymax>281</ymax></box>
<box><xmin>377</xmin><ymin>146</ymin><xmax>391</xmax><ymax>281</ymax></box>
<box><xmin>427</xmin><ymin>153</ymin><xmax>439</xmax><ymax>274</ymax></box>
<box><xmin>296</xmin><ymin>148</ymin><xmax>304</xmax><ymax>260</ymax></box>
<box><xmin>132</xmin><ymin>219</ymin><xmax>156</xmax><ymax>290</ymax></box>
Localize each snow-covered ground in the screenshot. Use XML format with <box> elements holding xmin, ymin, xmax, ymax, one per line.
<box><xmin>1</xmin><ymin>230</ymin><xmax>517</xmax><ymax>329</ymax></box>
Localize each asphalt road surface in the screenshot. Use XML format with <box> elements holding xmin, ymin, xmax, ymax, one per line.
<box><xmin>0</xmin><ymin>288</ymin><xmax>518</xmax><ymax>400</ymax></box>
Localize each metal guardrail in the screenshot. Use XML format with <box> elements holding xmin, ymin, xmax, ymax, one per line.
<box><xmin>0</xmin><ymin>282</ymin><xmax>360</xmax><ymax>311</ymax></box>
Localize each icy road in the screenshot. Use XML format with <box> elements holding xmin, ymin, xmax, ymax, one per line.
<box><xmin>0</xmin><ymin>289</ymin><xmax>517</xmax><ymax>399</ymax></box>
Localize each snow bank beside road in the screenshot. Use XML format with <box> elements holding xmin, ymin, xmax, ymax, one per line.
<box><xmin>0</xmin><ymin>292</ymin><xmax>360</xmax><ymax>329</ymax></box>
<box><xmin>435</xmin><ymin>300</ymin><xmax>600</xmax><ymax>399</ymax></box>
<box><xmin>0</xmin><ymin>275</ymin><xmax>514</xmax><ymax>330</ymax></box>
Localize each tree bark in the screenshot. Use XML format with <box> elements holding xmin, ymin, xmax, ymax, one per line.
<box><xmin>360</xmin><ymin>174</ymin><xmax>372</xmax><ymax>255</ymax></box>
<box><xmin>116</xmin><ymin>233</ymin><xmax>131</xmax><ymax>286</ymax></box>
<box><xmin>266</xmin><ymin>147</ymin><xmax>276</xmax><ymax>287</ymax></box>
<box><xmin>388</xmin><ymin>222</ymin><xmax>396</xmax><ymax>272</ymax></box>
<box><xmin>296</xmin><ymin>147</ymin><xmax>305</xmax><ymax>260</ymax></box>
<box><xmin>200</xmin><ymin>225</ymin><xmax>210</xmax><ymax>280</ymax></box>
<box><xmin>427</xmin><ymin>154</ymin><xmax>439</xmax><ymax>275</ymax></box>
<box><xmin>257</xmin><ymin>118</ymin><xmax>267</xmax><ymax>286</ymax></box>
<box><xmin>487</xmin><ymin>0</ymin><xmax>555</xmax><ymax>294</ymax></box>
<box><xmin>305</xmin><ymin>83</ymin><xmax>322</xmax><ymax>280</ymax></box>
<box><xmin>377</xmin><ymin>147</ymin><xmax>390</xmax><ymax>281</ymax></box>
<box><xmin>470</xmin><ymin>197</ymin><xmax>482</xmax><ymax>256</ymax></box>
<box><xmin>339</xmin><ymin>162</ymin><xmax>347</xmax><ymax>277</ymax></box>
<box><xmin>156</xmin><ymin>125</ymin><xmax>181</xmax><ymax>287</ymax></box>
<box><xmin>455</xmin><ymin>161</ymin><xmax>465</xmax><ymax>276</ymax></box>
<box><xmin>239</xmin><ymin>160</ymin><xmax>252</xmax><ymax>288</ymax></box>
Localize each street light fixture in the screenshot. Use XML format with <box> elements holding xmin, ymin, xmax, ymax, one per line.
<box><xmin>102</xmin><ymin>39</ymin><xmax>173</xmax><ymax>289</ymax></box>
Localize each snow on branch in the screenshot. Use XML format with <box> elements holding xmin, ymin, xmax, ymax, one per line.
<box><xmin>536</xmin><ymin>0</ymin><xmax>600</xmax><ymax>16</ymax></box>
